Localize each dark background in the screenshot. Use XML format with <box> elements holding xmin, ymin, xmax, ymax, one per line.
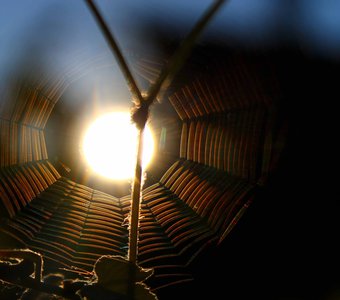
<box><xmin>174</xmin><ymin>49</ymin><xmax>340</xmax><ymax>300</ymax></box>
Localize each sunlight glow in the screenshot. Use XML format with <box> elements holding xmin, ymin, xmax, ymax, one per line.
<box><xmin>82</xmin><ymin>112</ymin><xmax>154</xmax><ymax>180</ymax></box>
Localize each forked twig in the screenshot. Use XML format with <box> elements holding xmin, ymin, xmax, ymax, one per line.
<box><xmin>84</xmin><ymin>0</ymin><xmax>227</xmax><ymax>265</ymax></box>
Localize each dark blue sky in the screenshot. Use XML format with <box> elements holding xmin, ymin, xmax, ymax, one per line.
<box><xmin>1</xmin><ymin>0</ymin><xmax>339</xmax><ymax>109</ymax></box>
<box><xmin>1</xmin><ymin>0</ymin><xmax>340</xmax><ymax>61</ymax></box>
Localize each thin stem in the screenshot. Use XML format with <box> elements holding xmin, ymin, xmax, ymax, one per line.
<box><xmin>145</xmin><ymin>0</ymin><xmax>227</xmax><ymax>106</ymax></box>
<box><xmin>128</xmin><ymin>128</ymin><xmax>144</xmax><ymax>263</ymax></box>
<box><xmin>84</xmin><ymin>0</ymin><xmax>144</xmax><ymax>105</ymax></box>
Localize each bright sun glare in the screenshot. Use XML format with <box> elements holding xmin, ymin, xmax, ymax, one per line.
<box><xmin>82</xmin><ymin>112</ymin><xmax>154</xmax><ymax>180</ymax></box>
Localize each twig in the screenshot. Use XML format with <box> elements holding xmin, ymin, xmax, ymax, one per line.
<box><xmin>144</xmin><ymin>0</ymin><xmax>227</xmax><ymax>106</ymax></box>
<box><xmin>84</xmin><ymin>0</ymin><xmax>144</xmax><ymax>105</ymax></box>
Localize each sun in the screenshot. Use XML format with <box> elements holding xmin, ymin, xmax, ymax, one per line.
<box><xmin>82</xmin><ymin>112</ymin><xmax>154</xmax><ymax>180</ymax></box>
